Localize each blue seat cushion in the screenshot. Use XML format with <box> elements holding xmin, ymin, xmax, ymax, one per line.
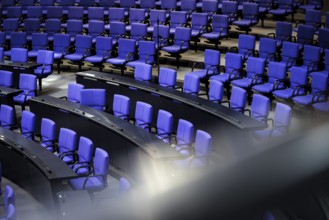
<box><xmin>34</xmin><ymin>66</ymin><xmax>52</xmax><ymax>76</ymax></box>
<box><xmin>65</xmin><ymin>53</ymin><xmax>84</xmax><ymax>61</ymax></box>
<box><xmin>84</xmin><ymin>55</ymin><xmax>104</xmax><ymax>63</ymax></box>
<box><xmin>231</xmin><ymin>78</ymin><xmax>252</xmax><ymax>88</ymax></box>
<box><xmin>162</xmin><ymin>45</ymin><xmax>188</xmax><ymax>54</ymax></box>
<box><xmin>233</xmin><ymin>20</ymin><xmax>257</xmax><ymax>27</ymax></box>
<box><xmin>210</xmin><ymin>73</ymin><xmax>237</xmax><ymax>83</ymax></box>
<box><xmin>252</xmin><ymin>83</ymin><xmax>275</xmax><ymax>94</ymax></box>
<box><xmin>202</xmin><ymin>32</ymin><xmax>227</xmax><ymax>40</ymax></box>
<box><xmin>69</xmin><ymin>176</ymin><xmax>105</xmax><ymax>191</ymax></box>
<box><xmin>293</xmin><ymin>94</ymin><xmax>324</xmax><ymax>105</ymax></box>
<box><xmin>71</xmin><ymin>163</ymin><xmax>90</xmax><ymax>175</ymax></box>
<box><xmin>106</xmin><ymin>58</ymin><xmax>126</xmax><ymax>65</ymax></box>
<box><xmin>313</xmin><ymin>102</ymin><xmax>329</xmax><ymax>112</ymax></box>
<box><xmin>13</xmin><ymin>94</ymin><xmax>32</xmax><ymax>104</ymax></box>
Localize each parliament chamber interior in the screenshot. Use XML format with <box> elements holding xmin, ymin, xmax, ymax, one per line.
<box><xmin>1</xmin><ymin>0</ymin><xmax>329</xmax><ymax>219</ymax></box>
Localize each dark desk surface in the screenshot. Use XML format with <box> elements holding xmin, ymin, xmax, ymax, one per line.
<box><xmin>0</xmin><ymin>60</ymin><xmax>40</xmax><ymax>69</ymax></box>
<box><xmin>0</xmin><ymin>126</ymin><xmax>77</xmax><ymax>181</ymax></box>
<box><xmin>0</xmin><ymin>86</ymin><xmax>22</xmax><ymax>96</ymax></box>
<box><xmin>30</xmin><ymin>95</ymin><xmax>184</xmax><ymax>161</ymax></box>
<box><xmin>76</xmin><ymin>71</ymin><xmax>266</xmax><ymax>131</ymax></box>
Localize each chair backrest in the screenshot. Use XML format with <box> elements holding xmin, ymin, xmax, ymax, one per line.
<box><xmin>181</xmin><ymin>0</ymin><xmax>197</xmax><ymax>11</ymax></box>
<box><xmin>222</xmin><ymin>1</ymin><xmax>238</xmax><ymax>15</ymax></box>
<box><xmin>324</xmin><ymin>49</ymin><xmax>329</xmax><ymax>71</ymax></box>
<box><xmin>87</xmin><ymin>7</ymin><xmax>104</xmax><ymax>20</ymax></box>
<box><xmin>21</xmin><ymin>110</ymin><xmax>36</xmax><ymax>139</ymax></box>
<box><xmin>99</xmin><ymin>0</ymin><xmax>115</xmax><ymax>8</ymax></box>
<box><xmin>183</xmin><ymin>74</ymin><xmax>200</xmax><ymax>95</ymax></box>
<box><xmin>296</xmin><ymin>24</ymin><xmax>315</xmax><ymax>45</ymax></box>
<box><xmin>88</xmin><ymin>20</ymin><xmax>105</xmax><ymax>37</ymax></box>
<box><xmin>47</xmin><ymin>6</ymin><xmax>63</xmax><ymax>19</ymax></box>
<box><xmin>194</xmin><ymin>130</ymin><xmax>212</xmax><ymax>163</ymax></box>
<box><xmin>119</xmin><ymin>0</ymin><xmax>135</xmax><ymax>8</ymax></box>
<box><xmin>134</xmin><ymin>63</ymin><xmax>152</xmax><ymax>82</ymax></box>
<box><xmin>289</xmin><ymin>67</ymin><xmax>308</xmax><ymax>89</ymax></box>
<box><xmin>311</xmin><ymin>73</ymin><xmax>328</xmax><ymax>94</ymax></box>
<box><xmin>95</xmin><ymin>36</ymin><xmax>113</xmax><ymax>56</ymax></box>
<box><xmin>161</xmin><ymin>0</ymin><xmax>177</xmax><ymax>10</ymax></box>
<box><xmin>75</xmin><ymin>35</ymin><xmax>93</xmax><ymax>53</ymax></box>
<box><xmin>191</xmin><ymin>13</ymin><xmax>208</xmax><ymax>30</ymax></box>
<box><xmin>170</xmin><ymin>11</ymin><xmax>188</xmax><ymax>28</ymax></box>
<box><xmin>67</xmin><ymin>6</ymin><xmax>83</xmax><ymax>20</ymax></box>
<box><xmin>156</xmin><ymin>110</ymin><xmax>173</xmax><ymax>136</ymax></box>
<box><xmin>173</xmin><ymin>27</ymin><xmax>192</xmax><ymax>46</ymax></box>
<box><xmin>0</xmin><ymin>70</ymin><xmax>13</xmax><ymax>87</ymax></box>
<box><xmin>53</xmin><ymin>34</ymin><xmax>70</xmax><ymax>53</ymax></box>
<box><xmin>0</xmin><ymin>48</ymin><xmax>2</xmax><ymax>62</ymax></box>
<box><xmin>208</xmin><ymin>80</ymin><xmax>224</xmax><ymax>103</ymax></box>
<box><xmin>225</xmin><ymin>53</ymin><xmax>243</xmax><ymax>74</ymax></box>
<box><xmin>277</xmin><ymin>0</ymin><xmax>293</xmax><ymax>9</ymax></box>
<box><xmin>19</xmin><ymin>74</ymin><xmax>37</xmax><ymax>97</ymax></box>
<box><xmin>0</xmin><ymin>33</ymin><xmax>5</xmax><ymax>47</ymax></box>
<box><xmin>41</xmin><ymin>118</ymin><xmax>56</xmax><ymax>143</ymax></box>
<box><xmin>0</xmin><ymin>105</ymin><xmax>14</xmax><ymax>129</ymax></box>
<box><xmin>31</xmin><ymin>33</ymin><xmax>48</xmax><ymax>49</ymax></box>
<box><xmin>176</xmin><ymin>119</ymin><xmax>194</xmax><ymax>146</ymax></box>
<box><xmin>24</xmin><ymin>18</ymin><xmax>41</xmax><ymax>34</ymax></box>
<box><xmin>3</xmin><ymin>18</ymin><xmax>19</xmax><ymax>34</ymax></box>
<box><xmin>158</xmin><ymin>67</ymin><xmax>177</xmax><ymax>88</ymax></box>
<box><xmin>140</xmin><ymin>0</ymin><xmax>156</xmax><ymax>9</ymax></box>
<box><xmin>245</xmin><ymin>57</ymin><xmax>265</xmax><ymax>81</ymax></box>
<box><xmin>130</xmin><ymin>23</ymin><xmax>147</xmax><ymax>40</ymax></box>
<box><xmin>93</xmin><ymin>148</ymin><xmax>109</xmax><ymax>187</ymax></box>
<box><xmin>10</xmin><ymin>32</ymin><xmax>27</xmax><ymax>48</ymax></box>
<box><xmin>77</xmin><ymin>136</ymin><xmax>94</xmax><ymax>164</ymax></box>
<box><xmin>318</xmin><ymin>28</ymin><xmax>329</xmax><ymax>50</ymax></box>
<box><xmin>45</xmin><ymin>18</ymin><xmax>61</xmax><ymax>35</ymax></box>
<box><xmin>37</xmin><ymin>50</ymin><xmax>54</xmax><ymax>66</ymax></box>
<box><xmin>11</xmin><ymin>48</ymin><xmax>28</xmax><ymax>63</ymax></box>
<box><xmin>149</xmin><ymin>10</ymin><xmax>166</xmax><ymax>25</ymax></box>
<box><xmin>202</xmin><ymin>0</ymin><xmax>218</xmax><ymax>13</ymax></box>
<box><xmin>26</xmin><ymin>6</ymin><xmax>42</xmax><ymax>18</ymax></box>
<box><xmin>67</xmin><ymin>83</ymin><xmax>85</xmax><ymax>103</ymax></box>
<box><xmin>305</xmin><ymin>9</ymin><xmax>321</xmax><ymax>27</ymax></box>
<box><xmin>230</xmin><ymin>87</ymin><xmax>247</xmax><ymax>112</ymax></box>
<box><xmin>242</xmin><ymin>2</ymin><xmax>259</xmax><ymax>20</ymax></box>
<box><xmin>108</xmin><ymin>7</ymin><xmax>125</xmax><ymax>22</ymax></box>
<box><xmin>238</xmin><ymin>34</ymin><xmax>256</xmax><ymax>54</ymax></box>
<box><xmin>6</xmin><ymin>6</ymin><xmax>22</xmax><ymax>18</ymax></box>
<box><xmin>302</xmin><ymin>45</ymin><xmax>321</xmax><ymax>65</ymax></box>
<box><xmin>129</xmin><ymin>8</ymin><xmax>146</xmax><ymax>23</ymax></box>
<box><xmin>58</xmin><ymin>127</ymin><xmax>77</xmax><ymax>154</ymax></box>
<box><xmin>153</xmin><ymin>25</ymin><xmax>170</xmax><ymax>47</ymax></box>
<box><xmin>4</xmin><ymin>185</ymin><xmax>15</xmax><ymax>212</ymax></box>
<box><xmin>281</xmin><ymin>41</ymin><xmax>299</xmax><ymax>63</ymax></box>
<box><xmin>275</xmin><ymin>21</ymin><xmax>292</xmax><ymax>42</ymax></box>
<box><xmin>109</xmin><ymin>22</ymin><xmax>126</xmax><ymax>40</ymax></box>
<box><xmin>251</xmin><ymin>94</ymin><xmax>270</xmax><ymax>122</ymax></box>
<box><xmin>80</xmin><ymin>89</ymin><xmax>107</xmax><ymax>111</ymax></box>
<box><xmin>204</xmin><ymin>49</ymin><xmax>220</xmax><ymax>70</ymax></box>
<box><xmin>138</xmin><ymin>41</ymin><xmax>155</xmax><ymax>64</ymax></box>
<box><xmin>113</xmin><ymin>94</ymin><xmax>130</xmax><ymax>120</ymax></box>
<box><xmin>117</xmin><ymin>38</ymin><xmax>136</xmax><ymax>59</ymax></box>
<box><xmin>135</xmin><ymin>101</ymin><xmax>153</xmax><ymax>130</ymax></box>
<box><xmin>6</xmin><ymin>204</ymin><xmax>15</xmax><ymax>220</ymax></box>
<box><xmin>273</xmin><ymin>103</ymin><xmax>292</xmax><ymax>134</ymax></box>
<box><xmin>66</xmin><ymin>20</ymin><xmax>83</xmax><ymax>37</ymax></box>
<box><xmin>259</xmin><ymin>38</ymin><xmax>277</xmax><ymax>61</ymax></box>
<box><xmin>212</xmin><ymin>14</ymin><xmax>229</xmax><ymax>33</ymax></box>
<box><xmin>267</xmin><ymin>62</ymin><xmax>286</xmax><ymax>84</ymax></box>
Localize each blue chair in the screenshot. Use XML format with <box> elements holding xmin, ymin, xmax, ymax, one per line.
<box><xmin>147</xmin><ymin>10</ymin><xmax>166</xmax><ymax>33</ymax></box>
<box><xmin>268</xmin><ymin>0</ymin><xmax>294</xmax><ymax>21</ymax></box>
<box><xmin>172</xmin><ymin>130</ymin><xmax>212</xmax><ymax>169</ymax></box>
<box><xmin>27</xmin><ymin>33</ymin><xmax>48</xmax><ymax>59</ymax></box>
<box><xmin>119</xmin><ymin>0</ymin><xmax>136</xmax><ymax>16</ymax></box>
<box><xmin>66</xmin><ymin>20</ymin><xmax>83</xmax><ymax>43</ymax></box>
<box><xmin>134</xmin><ymin>63</ymin><xmax>152</xmax><ymax>82</ymax></box>
<box><xmin>310</xmin><ymin>49</ymin><xmax>329</xmax><ymax>78</ymax></box>
<box><xmin>190</xmin><ymin>13</ymin><xmax>208</xmax><ymax>52</ymax></box>
<box><xmin>233</xmin><ymin>3</ymin><xmax>259</xmax><ymax>35</ymax></box>
<box><xmin>39</xmin><ymin>0</ymin><xmax>55</xmax><ymax>13</ymax></box>
<box><xmin>44</xmin><ymin>18</ymin><xmax>62</xmax><ymax>41</ymax></box>
<box><xmin>134</xmin><ymin>101</ymin><xmax>153</xmax><ymax>131</ymax></box>
<box><xmin>57</xmin><ymin>128</ymin><xmax>77</xmax><ymax>164</ymax></box>
<box><xmin>84</xmin><ymin>36</ymin><xmax>113</xmax><ymax>71</ymax></box>
<box><xmin>40</xmin><ymin>118</ymin><xmax>57</xmax><ymax>152</ymax></box>
<box><xmin>299</xmin><ymin>45</ymin><xmax>321</xmax><ymax>74</ymax></box>
<box><xmin>161</xmin><ymin>0</ymin><xmax>177</xmax><ymax>12</ymax></box>
<box><xmin>257</xmin><ymin>38</ymin><xmax>277</xmax><ymax>64</ymax></box>
<box><xmin>158</xmin><ymin>67</ymin><xmax>177</xmax><ymax>88</ymax></box>
<box><xmin>229</xmin><ymin>34</ymin><xmax>256</xmax><ymax>61</ymax></box>
<box><xmin>26</xmin><ymin>6</ymin><xmax>42</xmax><ymax>19</ymax></box>
<box><xmin>23</xmin><ymin>18</ymin><xmax>41</xmax><ymax>41</ymax></box>
<box><xmin>161</xmin><ymin>27</ymin><xmax>192</xmax><ymax>68</ymax></box>
<box><xmin>2</xmin><ymin>19</ymin><xmax>19</xmax><ymax>39</ymax></box>
<box><xmin>46</xmin><ymin>6</ymin><xmax>64</xmax><ymax>19</ymax></box>
<box><xmin>64</xmin><ymin>7</ymin><xmax>84</xmax><ymax>28</ymax></box>
<box><xmin>183</xmin><ymin>74</ymin><xmax>200</xmax><ymax>96</ymax></box>
<box><xmin>247</xmin><ymin>94</ymin><xmax>270</xmax><ymax>123</ymax></box>
<box><xmin>85</xmin><ymin>7</ymin><xmax>105</xmax><ymax>27</ymax></box>
<box><xmin>87</xmin><ymin>20</ymin><xmax>106</xmax><ymax>44</ymax></box>
<box><xmin>108</xmin><ymin>21</ymin><xmax>126</xmax><ymax>46</ymax></box>
<box><xmin>62</xmin><ymin>83</ymin><xmax>85</xmax><ymax>103</ymax></box>
<box><xmin>222</xmin><ymin>1</ymin><xmax>238</xmax><ymax>23</ymax></box>
<box><xmin>130</xmin><ymin>23</ymin><xmax>148</xmax><ymax>43</ymax></box>
<box><xmin>294</xmin><ymin>24</ymin><xmax>315</xmax><ymax>51</ymax></box>
<box><xmin>10</xmin><ymin>48</ymin><xmax>28</xmax><ymax>63</ymax></box>
<box><xmin>106</xmin><ymin>38</ymin><xmax>137</xmax><ymax>75</ymax></box>
<box><xmin>273</xmin><ymin>66</ymin><xmax>308</xmax><ymax>101</ymax></box>
<box><xmin>188</xmin><ymin>49</ymin><xmax>220</xmax><ymax>89</ymax></box>
<box><xmin>153</xmin><ymin>110</ymin><xmax>173</xmax><ymax>141</ymax></box>
<box><xmin>0</xmin><ymin>71</ymin><xmax>13</xmax><ymax>87</ymax></box>
<box><xmin>53</xmin><ymin>34</ymin><xmax>70</xmax><ymax>74</ymax></box>
<box><xmin>278</xmin><ymin>41</ymin><xmax>299</xmax><ymax>69</ymax></box>
<box><xmin>317</xmin><ymin>28</ymin><xmax>329</xmax><ymax>52</ymax></box>
<box><xmin>221</xmin><ymin>86</ymin><xmax>247</xmax><ymax>113</ymax></box>
<box><xmin>112</xmin><ymin>94</ymin><xmax>130</xmax><ymax>121</ymax></box>
<box><xmin>153</xmin><ymin>25</ymin><xmax>170</xmax><ymax>49</ymax></box>
<box><xmin>69</xmin><ymin>148</ymin><xmax>109</xmax><ymax>192</ymax></box>
<box><xmin>180</xmin><ymin>0</ymin><xmax>197</xmax><ymax>17</ymax></box>
<box><xmin>34</xmin><ymin>50</ymin><xmax>54</xmax><ymax>91</ymax></box>
<box><xmin>292</xmin><ymin>73</ymin><xmax>328</xmax><ymax>107</ymax></box>
<box><xmin>208</xmin><ymin>80</ymin><xmax>224</xmax><ymax>104</ymax></box>
<box><xmin>80</xmin><ymin>89</ymin><xmax>107</xmax><ymax>111</ymax></box>
<box><xmin>201</xmin><ymin>0</ymin><xmax>218</xmax><ymax>20</ymax></box>
<box><xmin>254</xmin><ymin>103</ymin><xmax>292</xmax><ymax>139</ymax></box>
<box><xmin>107</xmin><ymin>8</ymin><xmax>125</xmax><ymax>26</ymax></box>
<box><xmin>70</xmin><ymin>136</ymin><xmax>94</xmax><ymax>176</ymax></box>
<box><xmin>252</xmin><ymin>62</ymin><xmax>286</xmax><ymax>98</ymax></box>
<box><xmin>6</xmin><ymin>6</ymin><xmax>22</xmax><ymax>19</ymax></box>
<box><xmin>20</xmin><ymin>110</ymin><xmax>36</xmax><ymax>140</ymax></box>
<box><xmin>299</xmin><ymin>0</ymin><xmax>323</xmax><ymax>11</ymax></box>
<box><xmin>126</xmin><ymin>8</ymin><xmax>146</xmax><ymax>32</ymax></box>
<box><xmin>64</xmin><ymin>35</ymin><xmax>93</xmax><ymax>71</ymax></box>
<box><xmin>4</xmin><ymin>32</ymin><xmax>27</xmax><ymax>57</ymax></box>
<box><xmin>201</xmin><ymin>14</ymin><xmax>229</xmax><ymax>49</ymax></box>
<box><xmin>168</xmin><ymin>11</ymin><xmax>188</xmax><ymax>35</ymax></box>
<box><xmin>126</xmin><ymin>41</ymin><xmax>156</xmax><ymax>68</ymax></box>
<box><xmin>210</xmin><ymin>53</ymin><xmax>243</xmax><ymax>97</ymax></box>
<box><xmin>231</xmin><ymin>57</ymin><xmax>266</xmax><ymax>104</ymax></box>
<box><xmin>295</xmin><ymin>9</ymin><xmax>322</xmax><ymax>33</ymax></box>
<box><xmin>313</xmin><ymin>101</ymin><xmax>329</xmax><ymax>113</ymax></box>
<box><xmin>0</xmin><ymin>105</ymin><xmax>14</xmax><ymax>130</ymax></box>
<box><xmin>171</xmin><ymin>119</ymin><xmax>195</xmax><ymax>156</ymax></box>
<box><xmin>13</xmin><ymin>74</ymin><xmax>37</xmax><ymax>110</ymax></box>
<box><xmin>267</xmin><ymin>21</ymin><xmax>292</xmax><ymax>49</ymax></box>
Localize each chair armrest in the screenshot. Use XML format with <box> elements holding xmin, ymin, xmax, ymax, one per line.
<box><xmin>74</xmin><ymin>164</ymin><xmax>93</xmax><ymax>176</ymax></box>
<box><xmin>82</xmin><ymin>174</ymin><xmax>107</xmax><ymax>189</ymax></box>
<box><xmin>292</xmin><ymin>85</ymin><xmax>308</xmax><ymax>97</ymax></box>
<box><xmin>251</xmin><ymin>74</ymin><xmax>263</xmax><ymax>85</ymax></box>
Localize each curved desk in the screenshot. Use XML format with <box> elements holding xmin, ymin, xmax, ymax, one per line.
<box><xmin>29</xmin><ymin>95</ymin><xmax>185</xmax><ymax>182</ymax></box>
<box><xmin>0</xmin><ymin>127</ymin><xmax>77</xmax><ymax>213</ymax></box>
<box><xmin>76</xmin><ymin>71</ymin><xmax>267</xmax><ymax>157</ymax></box>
